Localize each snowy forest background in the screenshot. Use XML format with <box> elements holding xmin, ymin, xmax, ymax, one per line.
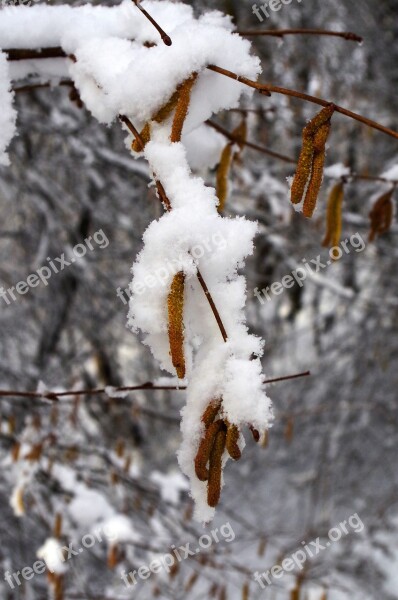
<box><xmin>1</xmin><ymin>0</ymin><xmax>398</xmax><ymax>598</ymax></box>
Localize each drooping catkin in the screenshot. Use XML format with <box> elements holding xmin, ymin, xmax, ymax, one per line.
<box><xmin>53</xmin><ymin>513</ymin><xmax>62</xmax><ymax>539</ymax></box>
<box><xmin>369</xmin><ymin>188</ymin><xmax>395</xmax><ymax>241</ymax></box>
<box><xmin>167</xmin><ymin>271</ymin><xmax>186</xmax><ymax>379</ymax></box>
<box><xmin>302</xmin><ymin>125</ymin><xmax>329</xmax><ymax>218</ymax></box>
<box><xmin>201</xmin><ymin>399</ymin><xmax>222</xmax><ymax>428</ymax></box>
<box><xmin>290</xmin><ymin>137</ymin><xmax>314</xmax><ymax>205</ymax></box>
<box><xmin>291</xmin><ymin>105</ymin><xmax>334</xmax><ymax>211</ymax></box>
<box><xmin>233</xmin><ymin>119</ymin><xmax>248</xmax><ymax>160</ymax></box>
<box><xmin>303</xmin><ymin>104</ymin><xmax>335</xmax><ymax>138</ymax></box>
<box><xmin>195</xmin><ymin>420</ymin><xmax>224</xmax><ymax>481</ymax></box>
<box><xmin>185</xmin><ymin>571</ymin><xmax>199</xmax><ymax>592</ymax></box>
<box><xmin>242</xmin><ymin>581</ymin><xmax>250</xmax><ymax>600</ymax></box>
<box><xmin>216</xmin><ymin>143</ymin><xmax>233</xmax><ymax>213</ymax></box>
<box><xmin>322</xmin><ymin>181</ymin><xmax>344</xmax><ymax>249</ymax></box>
<box><xmin>153</xmin><ymin>89</ymin><xmax>180</xmax><ymax>124</ymax></box>
<box><xmin>257</xmin><ymin>538</ymin><xmax>266</xmax><ymax>557</ymax></box>
<box><xmin>249</xmin><ymin>425</ymin><xmax>260</xmax><ymax>443</ymax></box>
<box><xmin>207</xmin><ymin>426</ymin><xmax>227</xmax><ymax>507</ymax></box>
<box><xmin>131</xmin><ymin>122</ymin><xmax>151</xmax><ymax>153</ymax></box>
<box><xmin>226</xmin><ymin>423</ymin><xmax>241</xmax><ymax>460</ymax></box>
<box><xmin>170</xmin><ymin>72</ymin><xmax>198</xmax><ymax>143</ymax></box>
<box><xmin>131</xmin><ymin>89</ymin><xmax>180</xmax><ymax>152</ymax></box>
<box><xmin>284</xmin><ymin>417</ymin><xmax>294</xmax><ymax>444</ymax></box>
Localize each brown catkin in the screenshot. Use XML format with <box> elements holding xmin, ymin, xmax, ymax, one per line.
<box><xmin>216</xmin><ymin>143</ymin><xmax>233</xmax><ymax>213</ymax></box>
<box><xmin>131</xmin><ymin>122</ymin><xmax>151</xmax><ymax>153</ymax></box>
<box><xmin>153</xmin><ymin>89</ymin><xmax>180</xmax><ymax>123</ymax></box>
<box><xmin>322</xmin><ymin>181</ymin><xmax>344</xmax><ymax>249</ymax></box>
<box><xmin>170</xmin><ymin>72</ymin><xmax>198</xmax><ymax>143</ymax></box>
<box><xmin>290</xmin><ymin>587</ymin><xmax>300</xmax><ymax>600</ymax></box>
<box><xmin>131</xmin><ymin>90</ymin><xmax>180</xmax><ymax>152</ymax></box>
<box><xmin>284</xmin><ymin>417</ymin><xmax>294</xmax><ymax>444</ymax></box>
<box><xmin>242</xmin><ymin>581</ymin><xmax>250</xmax><ymax>600</ymax></box>
<box><xmin>302</xmin><ymin>119</ymin><xmax>331</xmax><ymax>217</ymax></box>
<box><xmin>257</xmin><ymin>538</ymin><xmax>266</xmax><ymax>556</ymax></box>
<box><xmin>195</xmin><ymin>420</ymin><xmax>224</xmax><ymax>481</ymax></box>
<box><xmin>185</xmin><ymin>571</ymin><xmax>199</xmax><ymax>592</ymax></box>
<box><xmin>232</xmin><ymin>120</ymin><xmax>247</xmax><ymax>160</ymax></box>
<box><xmin>11</xmin><ymin>442</ymin><xmax>20</xmax><ymax>462</ymax></box>
<box><xmin>249</xmin><ymin>426</ymin><xmax>260</xmax><ymax>443</ymax></box>
<box><xmin>167</xmin><ymin>271</ymin><xmax>186</xmax><ymax>379</ymax></box>
<box><xmin>53</xmin><ymin>513</ymin><xmax>62</xmax><ymax>539</ymax></box>
<box><xmin>107</xmin><ymin>544</ymin><xmax>119</xmax><ymax>569</ymax></box>
<box><xmin>369</xmin><ymin>188</ymin><xmax>395</xmax><ymax>241</ymax></box>
<box><xmin>290</xmin><ymin>137</ymin><xmax>314</xmax><ymax>205</ymax></box>
<box><xmin>291</xmin><ymin>105</ymin><xmax>334</xmax><ymax>208</ymax></box>
<box><xmin>303</xmin><ymin>104</ymin><xmax>335</xmax><ymax>138</ymax></box>
<box><xmin>207</xmin><ymin>427</ymin><xmax>227</xmax><ymax>507</ymax></box>
<box><xmin>226</xmin><ymin>424</ymin><xmax>241</xmax><ymax>460</ymax></box>
<box><xmin>201</xmin><ymin>399</ymin><xmax>222</xmax><ymax>428</ymax></box>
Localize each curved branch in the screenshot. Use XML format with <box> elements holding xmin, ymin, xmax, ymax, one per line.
<box><xmin>208</xmin><ymin>65</ymin><xmax>398</xmax><ymax>141</ymax></box>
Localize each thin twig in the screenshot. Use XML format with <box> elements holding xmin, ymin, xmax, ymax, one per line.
<box><xmin>206</xmin><ymin>119</ymin><xmax>295</xmax><ymax>164</ymax></box>
<box><xmin>131</xmin><ymin>0</ymin><xmax>172</xmax><ymax>46</ymax></box>
<box><xmin>195</xmin><ymin>269</ymin><xmax>228</xmax><ymax>342</ymax></box>
<box><xmin>0</xmin><ymin>371</ymin><xmax>311</xmax><ymax>401</ymax></box>
<box><xmin>237</xmin><ymin>29</ymin><xmax>363</xmax><ymax>43</ymax></box>
<box><xmin>208</xmin><ymin>65</ymin><xmax>398</xmax><ymax>141</ymax></box>
<box><xmin>207</xmin><ymin>64</ymin><xmax>271</xmax><ymax>96</ymax></box>
<box><xmin>119</xmin><ymin>114</ymin><xmax>172</xmax><ymax>210</ymax></box>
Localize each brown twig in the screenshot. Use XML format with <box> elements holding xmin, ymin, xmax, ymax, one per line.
<box><xmin>119</xmin><ymin>114</ymin><xmax>172</xmax><ymax>210</ymax></box>
<box><xmin>131</xmin><ymin>0</ymin><xmax>172</xmax><ymax>46</ymax></box>
<box><xmin>14</xmin><ymin>80</ymin><xmax>74</xmax><ymax>94</ymax></box>
<box><xmin>5</xmin><ymin>47</ymin><xmax>68</xmax><ymax>61</ymax></box>
<box><xmin>206</xmin><ymin>120</ymin><xmax>295</xmax><ymax>164</ymax></box>
<box><xmin>195</xmin><ymin>269</ymin><xmax>228</xmax><ymax>342</ymax></box>
<box><xmin>207</xmin><ymin>64</ymin><xmax>271</xmax><ymax>96</ymax></box>
<box><xmin>237</xmin><ymin>29</ymin><xmax>363</xmax><ymax>43</ymax></box>
<box><xmin>0</xmin><ymin>371</ymin><xmax>311</xmax><ymax>401</ymax></box>
<box><xmin>208</xmin><ymin>65</ymin><xmax>398</xmax><ymax>141</ymax></box>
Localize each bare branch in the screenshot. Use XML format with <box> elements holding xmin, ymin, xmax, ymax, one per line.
<box><xmin>238</xmin><ymin>29</ymin><xmax>363</xmax><ymax>43</ymax></box>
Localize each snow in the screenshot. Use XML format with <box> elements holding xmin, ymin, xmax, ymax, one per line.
<box><xmin>150</xmin><ymin>470</ymin><xmax>189</xmax><ymax>505</ymax></box>
<box><xmin>37</xmin><ymin>538</ymin><xmax>67</xmax><ymax>574</ymax></box>
<box><xmin>105</xmin><ymin>385</ymin><xmax>129</xmax><ymax>399</ymax></box>
<box><xmin>127</xmin><ymin>130</ymin><xmax>272</xmax><ymax>520</ymax></box>
<box><xmin>0</xmin><ymin>2</ymin><xmax>260</xmax><ymax>130</ymax></box>
<box><xmin>0</xmin><ymin>52</ymin><xmax>16</xmax><ymax>166</ymax></box>
<box><xmin>1</xmin><ymin>0</ymin><xmax>272</xmax><ymax>521</ymax></box>
<box><xmin>100</xmin><ymin>515</ymin><xmax>138</xmax><ymax>544</ymax></box>
<box><xmin>380</xmin><ymin>163</ymin><xmax>398</xmax><ymax>181</ymax></box>
<box><xmin>324</xmin><ymin>162</ymin><xmax>351</xmax><ymax>179</ymax></box>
